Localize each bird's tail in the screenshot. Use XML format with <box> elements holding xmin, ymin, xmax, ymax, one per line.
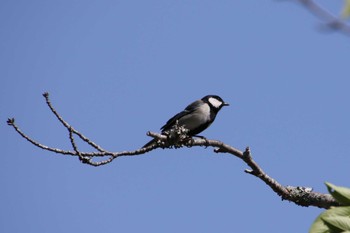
<box><xmin>142</xmin><ymin>138</ymin><xmax>157</xmax><ymax>148</ymax></box>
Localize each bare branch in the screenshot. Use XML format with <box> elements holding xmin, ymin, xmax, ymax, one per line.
<box><xmin>7</xmin><ymin>93</ymin><xmax>340</xmax><ymax>208</ymax></box>
<box><xmin>193</xmin><ymin>139</ymin><xmax>338</xmax><ymax>209</ymax></box>
<box><xmin>7</xmin><ymin>118</ymin><xmax>76</xmax><ymax>155</ymax></box>
<box><xmin>43</xmin><ymin>92</ymin><xmax>105</xmax><ymax>152</ymax></box>
<box><xmin>293</xmin><ymin>0</ymin><xmax>350</xmax><ymax>36</ymax></box>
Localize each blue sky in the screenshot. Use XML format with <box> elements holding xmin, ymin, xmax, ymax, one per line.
<box><xmin>2</xmin><ymin>1</ymin><xmax>350</xmax><ymax>232</ymax></box>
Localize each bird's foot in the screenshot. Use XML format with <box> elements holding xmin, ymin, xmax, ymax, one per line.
<box><xmin>182</xmin><ymin>136</ymin><xmax>194</xmax><ymax>147</ymax></box>
<box><xmin>194</xmin><ymin>135</ymin><xmax>209</xmax><ymax>148</ymax></box>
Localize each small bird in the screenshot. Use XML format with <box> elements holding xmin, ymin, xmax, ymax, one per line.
<box><xmin>143</xmin><ymin>95</ymin><xmax>229</xmax><ymax>148</ymax></box>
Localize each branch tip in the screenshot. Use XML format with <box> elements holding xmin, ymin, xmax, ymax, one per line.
<box><xmin>214</xmin><ymin>148</ymin><xmax>227</xmax><ymax>153</ymax></box>
<box><xmin>244</xmin><ymin>169</ymin><xmax>257</xmax><ymax>176</ymax></box>
<box><xmin>7</xmin><ymin>118</ymin><xmax>15</xmax><ymax>125</ymax></box>
<box><xmin>42</xmin><ymin>92</ymin><xmax>49</xmax><ymax>98</ymax></box>
<box><xmin>243</xmin><ymin>147</ymin><xmax>251</xmax><ymax>157</ymax></box>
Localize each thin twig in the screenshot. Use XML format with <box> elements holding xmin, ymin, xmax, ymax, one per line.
<box><xmin>68</xmin><ymin>128</ymin><xmax>79</xmax><ymax>152</ymax></box>
<box><xmin>294</xmin><ymin>0</ymin><xmax>350</xmax><ymax>36</ymax></box>
<box><xmin>43</xmin><ymin>92</ymin><xmax>105</xmax><ymax>152</ymax></box>
<box><xmin>7</xmin><ymin>118</ymin><xmax>76</xmax><ymax>155</ymax></box>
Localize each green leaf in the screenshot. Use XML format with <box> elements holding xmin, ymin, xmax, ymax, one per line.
<box><xmin>309</xmin><ymin>214</ymin><xmax>330</xmax><ymax>233</ymax></box>
<box><xmin>326</xmin><ymin>182</ymin><xmax>350</xmax><ymax>205</ymax></box>
<box><xmin>322</xmin><ymin>216</ymin><xmax>350</xmax><ymax>231</ymax></box>
<box><xmin>309</xmin><ymin>207</ymin><xmax>350</xmax><ymax>233</ymax></box>
<box><xmin>342</xmin><ymin>0</ymin><xmax>350</xmax><ymax>19</ymax></box>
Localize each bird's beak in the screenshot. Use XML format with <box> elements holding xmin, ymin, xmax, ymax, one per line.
<box><xmin>223</xmin><ymin>102</ymin><xmax>229</xmax><ymax>106</ymax></box>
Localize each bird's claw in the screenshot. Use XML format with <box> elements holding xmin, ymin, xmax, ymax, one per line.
<box><xmin>194</xmin><ymin>135</ymin><xmax>209</xmax><ymax>148</ymax></box>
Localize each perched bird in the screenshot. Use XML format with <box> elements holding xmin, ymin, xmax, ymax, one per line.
<box><xmin>143</xmin><ymin>95</ymin><xmax>229</xmax><ymax>148</ymax></box>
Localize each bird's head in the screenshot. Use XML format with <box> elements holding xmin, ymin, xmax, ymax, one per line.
<box><xmin>202</xmin><ymin>95</ymin><xmax>229</xmax><ymax>110</ymax></box>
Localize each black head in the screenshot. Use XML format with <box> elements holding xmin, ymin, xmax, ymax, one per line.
<box><xmin>201</xmin><ymin>95</ymin><xmax>229</xmax><ymax>111</ymax></box>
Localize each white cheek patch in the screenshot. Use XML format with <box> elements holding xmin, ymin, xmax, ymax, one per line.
<box><xmin>208</xmin><ymin>97</ymin><xmax>222</xmax><ymax>108</ymax></box>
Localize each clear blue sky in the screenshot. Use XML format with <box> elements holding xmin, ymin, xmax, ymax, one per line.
<box><xmin>2</xmin><ymin>1</ymin><xmax>350</xmax><ymax>232</ymax></box>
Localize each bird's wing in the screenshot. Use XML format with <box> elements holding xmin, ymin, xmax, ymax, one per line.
<box><xmin>160</xmin><ymin>100</ymin><xmax>202</xmax><ymax>132</ymax></box>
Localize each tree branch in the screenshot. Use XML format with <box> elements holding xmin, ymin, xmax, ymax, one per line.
<box><xmin>7</xmin><ymin>92</ymin><xmax>339</xmax><ymax>209</ymax></box>
<box><xmin>293</xmin><ymin>0</ymin><xmax>350</xmax><ymax>36</ymax></box>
